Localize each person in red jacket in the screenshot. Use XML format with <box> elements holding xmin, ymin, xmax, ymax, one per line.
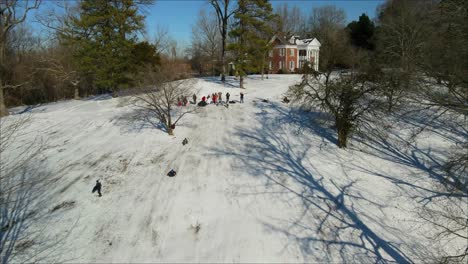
<box><xmin>202</xmin><ymin>96</ymin><xmax>206</xmax><ymax>102</ymax></box>
<box><xmin>213</xmin><ymin>94</ymin><xmax>217</xmax><ymax>104</ymax></box>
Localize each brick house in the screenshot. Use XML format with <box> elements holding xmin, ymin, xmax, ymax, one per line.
<box><xmin>268</xmin><ymin>35</ymin><xmax>321</xmax><ymax>73</ymax></box>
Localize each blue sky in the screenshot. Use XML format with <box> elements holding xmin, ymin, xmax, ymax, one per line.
<box><xmin>145</xmin><ymin>0</ymin><xmax>385</xmax><ymax>47</ymax></box>
<box><xmin>28</xmin><ymin>0</ymin><xmax>384</xmax><ymax>48</ymax></box>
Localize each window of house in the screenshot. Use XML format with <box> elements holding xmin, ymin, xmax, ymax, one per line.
<box><xmin>268</xmin><ymin>50</ymin><xmax>273</xmax><ymax>57</ymax></box>
<box><xmin>289</xmin><ymin>49</ymin><xmax>294</xmax><ymax>56</ymax></box>
<box><xmin>279</xmin><ymin>61</ymin><xmax>283</xmax><ymax>69</ymax></box>
<box><xmin>279</xmin><ymin>48</ymin><xmax>285</xmax><ymax>56</ymax></box>
<box><xmin>290</xmin><ymin>61</ymin><xmax>294</xmax><ymax>69</ymax></box>
<box><xmin>299</xmin><ymin>50</ymin><xmax>306</xmax><ymax>56</ymax></box>
<box><xmin>269</xmin><ymin>61</ymin><xmax>272</xmax><ymax>70</ymax></box>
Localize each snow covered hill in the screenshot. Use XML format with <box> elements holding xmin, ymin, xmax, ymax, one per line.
<box><xmin>2</xmin><ymin>75</ymin><xmax>466</xmax><ymax>263</ymax></box>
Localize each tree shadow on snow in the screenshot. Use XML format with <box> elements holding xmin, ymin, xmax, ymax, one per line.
<box><xmin>395</xmin><ymin>106</ymin><xmax>467</xmax><ymax>146</ymax></box>
<box><xmin>210</xmin><ymin>101</ymin><xmax>415</xmax><ymax>263</ymax></box>
<box><xmin>199</xmin><ymin>76</ymin><xmax>240</xmax><ymax>89</ymax></box>
<box><xmin>112</xmin><ymin>107</ymin><xmax>168</xmax><ymax>134</ymax></box>
<box><xmin>1</xmin><ymin>130</ymin><xmax>77</xmax><ymax>263</ymax></box>
<box><xmin>252</xmin><ymin>99</ymin><xmax>337</xmax><ymax>146</ymax></box>
<box><xmin>352</xmin><ymin>110</ymin><xmax>468</xmax><ymax>204</ymax></box>
<box><xmin>82</xmin><ymin>94</ymin><xmax>113</xmax><ymax>101</ymax></box>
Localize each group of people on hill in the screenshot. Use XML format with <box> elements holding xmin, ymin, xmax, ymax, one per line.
<box><xmin>200</xmin><ymin>91</ymin><xmax>245</xmax><ymax>104</ymax></box>
<box><xmin>200</xmin><ymin>91</ymin><xmax>231</xmax><ymax>105</ymax></box>
<box><xmin>177</xmin><ymin>96</ymin><xmax>189</xmax><ymax>106</ymax></box>
<box><xmin>177</xmin><ymin>91</ymin><xmax>245</xmax><ymax>107</ymax></box>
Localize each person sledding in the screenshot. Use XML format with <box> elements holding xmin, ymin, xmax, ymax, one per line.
<box><xmin>167</xmin><ymin>169</ymin><xmax>177</xmax><ymax>177</ymax></box>
<box><xmin>198</xmin><ymin>96</ymin><xmax>207</xmax><ymax>106</ymax></box>
<box><xmin>92</xmin><ymin>180</ymin><xmax>102</xmax><ymax>197</ymax></box>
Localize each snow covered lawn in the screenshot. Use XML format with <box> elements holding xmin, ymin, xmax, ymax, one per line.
<box><xmin>3</xmin><ymin>75</ymin><xmax>466</xmax><ymax>262</ymax></box>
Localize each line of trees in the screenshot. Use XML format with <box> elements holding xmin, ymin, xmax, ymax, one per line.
<box><xmin>286</xmin><ymin>1</ymin><xmax>466</xmax><ymax>262</ymax></box>
<box><xmin>0</xmin><ymin>0</ymin><xmax>166</xmax><ymax>117</ymax></box>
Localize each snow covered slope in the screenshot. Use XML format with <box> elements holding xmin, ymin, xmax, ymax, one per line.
<box><xmin>3</xmin><ymin>75</ymin><xmax>465</xmax><ymax>263</ymax></box>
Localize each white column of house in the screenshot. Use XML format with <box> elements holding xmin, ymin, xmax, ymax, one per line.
<box><xmin>313</xmin><ymin>50</ymin><xmax>317</xmax><ymax>70</ymax></box>
<box><xmin>315</xmin><ymin>49</ymin><xmax>319</xmax><ymax>71</ymax></box>
<box><xmin>312</xmin><ymin>49</ymin><xmax>315</xmax><ymax>70</ymax></box>
<box><xmin>297</xmin><ymin>48</ymin><xmax>299</xmax><ymax>70</ymax></box>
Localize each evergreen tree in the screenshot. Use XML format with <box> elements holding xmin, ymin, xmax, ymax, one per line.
<box><xmin>131</xmin><ymin>41</ymin><xmax>161</xmax><ymax>72</ymax></box>
<box><xmin>228</xmin><ymin>0</ymin><xmax>275</xmax><ymax>88</ymax></box>
<box><xmin>61</xmin><ymin>0</ymin><xmax>144</xmax><ymax>95</ymax></box>
<box><xmin>346</xmin><ymin>13</ymin><xmax>375</xmax><ymax>50</ymax></box>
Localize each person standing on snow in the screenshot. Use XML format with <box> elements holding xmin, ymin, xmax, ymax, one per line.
<box><xmin>226</xmin><ymin>92</ymin><xmax>230</xmax><ymax>103</ymax></box>
<box><xmin>193</xmin><ymin>94</ymin><xmax>197</xmax><ymax>104</ymax></box>
<box><xmin>240</xmin><ymin>92</ymin><xmax>244</xmax><ymax>103</ymax></box>
<box><xmin>218</xmin><ymin>92</ymin><xmax>222</xmax><ymax>102</ymax></box>
<box><xmin>92</xmin><ymin>180</ymin><xmax>102</xmax><ymax>197</ymax></box>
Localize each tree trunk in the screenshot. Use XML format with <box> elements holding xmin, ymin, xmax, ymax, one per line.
<box><xmin>337</xmin><ymin>128</ymin><xmax>348</xmax><ymax>148</ymax></box>
<box><xmin>261</xmin><ymin>57</ymin><xmax>265</xmax><ymax>80</ymax></box>
<box><xmin>221</xmin><ymin>17</ymin><xmax>228</xmax><ymax>82</ymax></box>
<box><xmin>0</xmin><ymin>41</ymin><xmax>8</xmax><ymax>117</ymax></box>
<box><xmin>167</xmin><ymin>113</ymin><xmax>174</xmax><ymax>135</ymax></box>
<box><xmin>336</xmin><ymin>118</ymin><xmax>350</xmax><ymax>148</ymax></box>
<box><xmin>0</xmin><ymin>87</ymin><xmax>8</xmax><ymax>117</ymax></box>
<box><xmin>74</xmin><ymin>87</ymin><xmax>80</xmax><ymax>100</ymax></box>
<box><xmin>387</xmin><ymin>90</ymin><xmax>394</xmax><ymax>113</ymax></box>
<box><xmin>240</xmin><ymin>75</ymin><xmax>244</xmax><ymax>89</ymax></box>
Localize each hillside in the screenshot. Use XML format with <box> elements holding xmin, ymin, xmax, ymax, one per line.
<box><xmin>2</xmin><ymin>75</ymin><xmax>465</xmax><ymax>263</ymax></box>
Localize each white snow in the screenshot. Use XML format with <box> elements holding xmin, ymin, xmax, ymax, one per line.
<box><xmin>2</xmin><ymin>74</ymin><xmax>466</xmax><ymax>263</ymax></box>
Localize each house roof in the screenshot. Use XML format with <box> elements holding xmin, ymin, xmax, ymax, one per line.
<box><xmin>270</xmin><ymin>35</ymin><xmax>321</xmax><ymax>47</ymax></box>
<box><xmin>269</xmin><ymin>35</ymin><xmax>288</xmax><ymax>45</ymax></box>
<box><xmin>296</xmin><ymin>38</ymin><xmax>321</xmax><ymax>47</ymax></box>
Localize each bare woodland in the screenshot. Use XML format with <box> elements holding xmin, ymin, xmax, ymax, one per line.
<box><xmin>0</xmin><ymin>0</ymin><xmax>466</xmax><ymax>262</ymax></box>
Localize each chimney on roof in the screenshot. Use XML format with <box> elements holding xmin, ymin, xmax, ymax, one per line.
<box><xmin>289</xmin><ymin>35</ymin><xmax>300</xmax><ymax>44</ymax></box>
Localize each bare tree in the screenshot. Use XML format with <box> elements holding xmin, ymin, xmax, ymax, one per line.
<box><xmin>375</xmin><ymin>0</ymin><xmax>431</xmax><ymax>112</ymax></box>
<box><xmin>189</xmin><ymin>10</ymin><xmax>221</xmax><ymax>76</ymax></box>
<box><xmin>209</xmin><ymin>0</ymin><xmax>237</xmax><ymax>82</ymax></box>
<box><xmin>37</xmin><ymin>47</ymin><xmax>80</xmax><ymax>100</ymax></box>
<box><xmin>376</xmin><ymin>68</ymin><xmax>412</xmax><ymax>113</ymax></box>
<box><xmin>274</xmin><ymin>3</ymin><xmax>304</xmax><ymax>39</ymax></box>
<box><xmin>152</xmin><ymin>25</ymin><xmax>173</xmax><ymax>56</ymax></box>
<box><xmin>307</xmin><ymin>5</ymin><xmax>346</xmax><ymax>39</ymax></box>
<box><xmin>133</xmin><ymin>64</ymin><xmax>197</xmax><ymax>136</ymax></box>
<box><xmin>289</xmin><ymin>70</ymin><xmax>378</xmax><ymax>148</ymax></box>
<box><xmin>35</xmin><ymin>0</ymin><xmax>79</xmax><ymax>43</ymax></box>
<box><xmin>0</xmin><ymin>0</ymin><xmax>41</xmax><ymax>117</ymax></box>
<box><xmin>419</xmin><ymin>0</ymin><xmax>467</xmax><ymax>115</ymax></box>
<box><xmin>303</xmin><ymin>6</ymin><xmax>348</xmax><ymax>72</ymax></box>
<box><xmin>372</xmin><ymin>2</ymin><xmax>468</xmax><ymax>262</ymax></box>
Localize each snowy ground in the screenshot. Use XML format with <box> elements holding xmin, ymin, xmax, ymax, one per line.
<box><xmin>2</xmin><ymin>75</ymin><xmax>466</xmax><ymax>262</ymax></box>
